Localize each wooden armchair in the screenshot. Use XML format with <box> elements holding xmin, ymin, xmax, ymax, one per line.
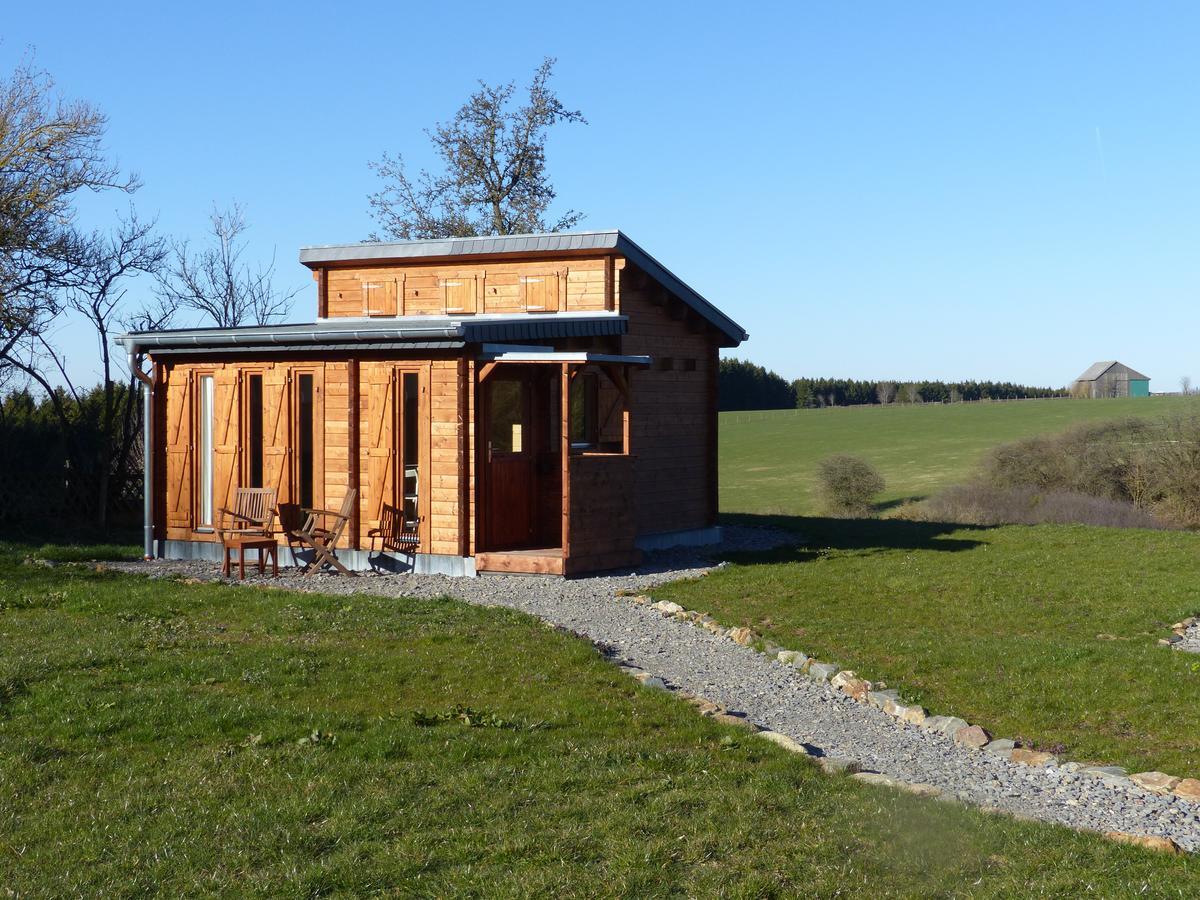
<box><xmin>216</xmin><ymin>487</ymin><xmax>278</xmax><ymax>543</ymax></box>
<box><xmin>288</xmin><ymin>489</ymin><xmax>357</xmax><ymax>576</ymax></box>
<box><xmin>368</xmin><ymin>503</ymin><xmax>420</xmax><ymax>555</ymax></box>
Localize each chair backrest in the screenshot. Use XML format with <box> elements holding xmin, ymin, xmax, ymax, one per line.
<box><xmin>378</xmin><ymin>503</ymin><xmax>419</xmax><ymax>550</ymax></box>
<box><xmin>236</xmin><ymin>487</ymin><xmax>277</xmax><ymax>532</ymax></box>
<box><xmin>322</xmin><ymin>489</ymin><xmax>358</xmax><ymax>546</ymax></box>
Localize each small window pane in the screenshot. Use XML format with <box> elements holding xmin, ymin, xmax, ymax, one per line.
<box><xmin>298</xmin><ymin>374</ymin><xmax>314</xmax><ymax>509</ymax></box>
<box><xmin>198</xmin><ymin>375</ymin><xmax>214</xmax><ymax>526</ymax></box>
<box><xmin>489</xmin><ymin>380</ymin><xmax>523</xmax><ymax>454</ymax></box>
<box><xmin>402</xmin><ymin>372</ymin><xmax>420</xmax><ymax>526</ymax></box>
<box><xmin>248</xmin><ymin>374</ymin><xmax>264</xmax><ymax>488</ymax></box>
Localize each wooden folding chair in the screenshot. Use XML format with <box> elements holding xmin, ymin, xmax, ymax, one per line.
<box><xmin>289</xmin><ymin>489</ymin><xmax>357</xmax><ymax>576</ymax></box>
<box><xmin>216</xmin><ymin>487</ymin><xmax>278</xmax><ymax>542</ymax></box>
<box><xmin>368</xmin><ymin>503</ymin><xmax>420</xmax><ymax>555</ymax></box>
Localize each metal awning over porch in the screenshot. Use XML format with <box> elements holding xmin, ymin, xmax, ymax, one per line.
<box><xmin>478</xmin><ymin>345</ymin><xmax>651</xmax><ymax>366</ymax></box>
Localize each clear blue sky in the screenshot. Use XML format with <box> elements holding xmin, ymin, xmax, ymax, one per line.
<box><xmin>6</xmin><ymin>1</ymin><xmax>1200</xmax><ymax>390</ymax></box>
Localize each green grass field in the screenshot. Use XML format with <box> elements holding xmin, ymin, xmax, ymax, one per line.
<box><xmin>648</xmin><ymin>395</ymin><xmax>1200</xmax><ymax>780</ymax></box>
<box><xmin>720</xmin><ymin>396</ymin><xmax>1200</xmax><ymax>515</ymax></box>
<box><xmin>7</xmin><ymin>543</ymin><xmax>1195</xmax><ymax>895</ymax></box>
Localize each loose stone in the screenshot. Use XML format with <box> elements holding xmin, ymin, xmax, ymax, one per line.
<box><xmin>808</xmin><ymin>661</ymin><xmax>839</xmax><ymax>682</ymax></box>
<box><xmin>867</xmin><ymin>689</ymin><xmax>900</xmax><ymax>710</ymax></box>
<box><xmin>831</xmin><ymin>670</ymin><xmax>871</xmax><ymax>702</ymax></box>
<box><xmin>1010</xmin><ymin>748</ymin><xmax>1058</xmax><ymax>767</ymax></box>
<box><xmin>711</xmin><ymin>711</ymin><xmax>760</xmax><ymax>731</ymax></box>
<box><xmin>1103</xmin><ymin>832</ymin><xmax>1184</xmax><ymax>855</ymax></box>
<box><xmin>776</xmin><ymin>649</ymin><xmax>809</xmax><ymax>667</ymax></box>
<box><xmin>983</xmin><ymin>739</ymin><xmax>1018</xmax><ymax>755</ymax></box>
<box><xmin>633</xmin><ymin>673</ymin><xmax>668</xmax><ymax>691</ymax></box>
<box><xmin>757</xmin><ymin>730</ymin><xmax>811</xmax><ymax>755</ymax></box>
<box><xmin>1173</xmin><ymin>778</ymin><xmax>1200</xmax><ymax>802</ymax></box>
<box><xmin>727</xmin><ymin>626</ymin><xmax>757</xmax><ymax>647</ymax></box>
<box><xmin>1129</xmin><ymin>772</ymin><xmax>1182</xmax><ymax>795</ymax></box>
<box><xmin>817</xmin><ymin>756</ymin><xmax>861</xmax><ymax>775</ymax></box>
<box><xmin>651</xmin><ymin>600</ymin><xmax>684</xmax><ymax>615</ymax></box>
<box><xmin>1080</xmin><ymin>765</ymin><xmax>1128</xmax><ymax>778</ymax></box>
<box><xmin>953</xmin><ymin>725</ymin><xmax>992</xmax><ymax>750</ymax></box>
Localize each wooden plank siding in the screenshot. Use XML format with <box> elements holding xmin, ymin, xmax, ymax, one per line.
<box><xmin>321</xmin><ymin>257</ymin><xmax>612</xmax><ymax>318</ymax></box>
<box><xmin>617</xmin><ymin>264</ymin><xmax>720</xmax><ymax>536</ymax></box>
<box><xmin>151</xmin><ymin>247</ymin><xmax>729</xmax><ymax>573</ymax></box>
<box><xmin>156</xmin><ymin>355</ymin><xmax>468</xmax><ymax>556</ymax></box>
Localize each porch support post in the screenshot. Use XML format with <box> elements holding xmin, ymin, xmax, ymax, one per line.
<box><xmin>622</xmin><ymin>364</ymin><xmax>632</xmax><ymax>455</ymax></box>
<box><xmin>129</xmin><ymin>352</ymin><xmax>156</xmax><ymax>560</ymax></box>
<box><xmin>560</xmin><ymin>362</ymin><xmax>571</xmax><ymax>560</ymax></box>
<box><xmin>348</xmin><ymin>358</ymin><xmax>361</xmax><ymax>549</ymax></box>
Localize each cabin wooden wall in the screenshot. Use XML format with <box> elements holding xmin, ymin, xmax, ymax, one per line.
<box><xmin>617</xmin><ymin>268</ymin><xmax>719</xmax><ymax>536</ymax></box>
<box><xmin>320</xmin><ymin>257</ymin><xmax>614</xmax><ymax>318</ymax></box>
<box><xmin>156</xmin><ymin>355</ymin><xmax>472</xmax><ymax>557</ymax></box>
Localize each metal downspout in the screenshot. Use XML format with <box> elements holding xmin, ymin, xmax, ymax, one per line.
<box><xmin>129</xmin><ymin>350</ymin><xmax>155</xmax><ymax>560</ymax></box>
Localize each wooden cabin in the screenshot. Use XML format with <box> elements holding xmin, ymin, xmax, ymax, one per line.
<box><xmin>118</xmin><ymin>231</ymin><xmax>747</xmax><ymax>576</ymax></box>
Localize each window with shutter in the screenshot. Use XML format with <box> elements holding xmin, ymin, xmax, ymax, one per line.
<box><xmin>362</xmin><ymin>278</ymin><xmax>398</xmax><ymax>317</ymax></box>
<box><xmin>520</xmin><ymin>271</ymin><xmax>561</xmax><ymax>312</ymax></box>
<box><xmin>441</xmin><ymin>275</ymin><xmax>477</xmax><ymax>314</ymax></box>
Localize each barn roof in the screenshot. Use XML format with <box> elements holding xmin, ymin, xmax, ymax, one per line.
<box><xmin>1074</xmin><ymin>361</ymin><xmax>1151</xmax><ymax>382</ymax></box>
<box><xmin>298</xmin><ymin>229</ymin><xmax>748</xmax><ymax>347</ymax></box>
<box><xmin>116</xmin><ymin>312</ymin><xmax>627</xmax><ymax>355</ymax></box>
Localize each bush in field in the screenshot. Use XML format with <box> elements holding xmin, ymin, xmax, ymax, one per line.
<box><xmin>946</xmin><ymin>414</ymin><xmax>1200</xmax><ymax>529</ymax></box>
<box><xmin>817</xmin><ymin>455</ymin><xmax>885</xmax><ymax>516</ymax></box>
<box><xmin>915</xmin><ymin>483</ymin><xmax>1169</xmax><ymax>530</ymax></box>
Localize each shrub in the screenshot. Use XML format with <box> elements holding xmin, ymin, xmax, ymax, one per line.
<box><xmin>942</xmin><ymin>413</ymin><xmax>1200</xmax><ymax>529</ymax></box>
<box><xmin>913</xmin><ymin>483</ymin><xmax>1169</xmax><ymax>530</ymax></box>
<box><xmin>816</xmin><ymin>455</ymin><xmax>885</xmax><ymax>516</ymax></box>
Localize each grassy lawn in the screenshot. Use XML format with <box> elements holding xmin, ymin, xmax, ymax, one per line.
<box><xmin>721</xmin><ymin>395</ymin><xmax>1200</xmax><ymax>515</ymax></box>
<box><xmin>657</xmin><ymin>516</ymin><xmax>1200</xmax><ymax>777</ymax></box>
<box><xmin>3</xmin><ymin>543</ymin><xmax>1198</xmax><ymax>894</ymax></box>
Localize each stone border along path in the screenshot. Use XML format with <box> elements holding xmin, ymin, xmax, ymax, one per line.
<box><xmin>102</xmin><ymin>527</ymin><xmax>1198</xmax><ymax>855</ymax></box>
<box><xmin>1164</xmin><ymin>616</ymin><xmax>1200</xmax><ymax>654</ymax></box>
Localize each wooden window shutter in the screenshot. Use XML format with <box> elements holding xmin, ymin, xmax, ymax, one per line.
<box><xmin>262</xmin><ymin>365</ymin><xmax>292</xmax><ymax>507</ymax></box>
<box><xmin>362</xmin><ymin>277</ymin><xmax>398</xmax><ymax>317</ymax></box>
<box><xmin>441</xmin><ymin>275</ymin><xmax>477</xmax><ymax>314</ymax></box>
<box><xmin>365</xmin><ymin>366</ymin><xmax>396</xmax><ymax>531</ymax></box>
<box><xmin>521</xmin><ymin>270</ymin><xmax>561</xmax><ymax>312</ymax></box>
<box><xmin>165</xmin><ymin>369</ymin><xmax>195</xmax><ymax>529</ymax></box>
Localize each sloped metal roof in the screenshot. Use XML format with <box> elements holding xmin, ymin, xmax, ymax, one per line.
<box><xmin>297</xmin><ymin>230</ymin><xmax>748</xmax><ymax>347</ymax></box>
<box><xmin>116</xmin><ymin>313</ymin><xmax>627</xmax><ymax>354</ymax></box>
<box><xmin>1074</xmin><ymin>361</ymin><xmax>1151</xmax><ymax>382</ymax></box>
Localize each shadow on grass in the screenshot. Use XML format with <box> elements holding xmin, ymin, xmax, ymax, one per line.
<box><xmin>0</xmin><ymin>522</ymin><xmax>142</xmax><ymax>561</ymax></box>
<box><xmin>719</xmin><ymin>512</ymin><xmax>993</xmax><ymax>566</ymax></box>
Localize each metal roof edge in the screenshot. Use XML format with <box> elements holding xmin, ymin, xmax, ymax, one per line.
<box><xmin>298</xmin><ymin>230</ymin><xmax>621</xmax><ymax>265</ymax></box>
<box><xmin>612</xmin><ymin>232</ymin><xmax>748</xmax><ymax>347</ymax></box>
<box><xmin>295</xmin><ymin>229</ymin><xmax>748</xmax><ymax>348</ymax></box>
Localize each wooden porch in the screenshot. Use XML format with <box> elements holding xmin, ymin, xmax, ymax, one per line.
<box><xmin>475</xmin><ymin>351</ymin><xmax>648</xmax><ymax>576</ymax></box>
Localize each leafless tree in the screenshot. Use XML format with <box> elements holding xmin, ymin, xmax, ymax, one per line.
<box><xmin>368</xmin><ymin>57</ymin><xmax>586</xmax><ymax>240</ymax></box>
<box><xmin>902</xmin><ymin>382</ymin><xmax>921</xmax><ymax>404</ymax></box>
<box><xmin>158</xmin><ymin>203</ymin><xmax>297</xmax><ymax>327</ymax></box>
<box><xmin>875</xmin><ymin>380</ymin><xmax>897</xmax><ymax>405</ymax></box>
<box><xmin>1</xmin><ymin>212</ymin><xmax>167</xmax><ymax>524</ymax></box>
<box><xmin>1181</xmin><ymin>375</ymin><xmax>1192</xmax><ymax>396</ymax></box>
<box><xmin>0</xmin><ymin>56</ymin><xmax>138</xmax><ymax>369</ymax></box>
<box><xmin>949</xmin><ymin>386</ymin><xmax>962</xmax><ymax>404</ymax></box>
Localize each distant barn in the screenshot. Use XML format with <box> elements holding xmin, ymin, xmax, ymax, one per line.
<box><xmin>1071</xmin><ymin>361</ymin><xmax>1150</xmax><ymax>398</ymax></box>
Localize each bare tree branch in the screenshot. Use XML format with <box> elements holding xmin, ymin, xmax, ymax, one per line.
<box><xmin>156</xmin><ymin>203</ymin><xmax>298</xmax><ymax>327</ymax></box>
<box><xmin>368</xmin><ymin>57</ymin><xmax>585</xmax><ymax>240</ymax></box>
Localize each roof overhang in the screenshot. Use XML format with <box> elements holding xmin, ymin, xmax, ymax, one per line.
<box><xmin>480</xmin><ymin>348</ymin><xmax>651</xmax><ymax>366</ymax></box>
<box><xmin>115</xmin><ymin>313</ymin><xmax>627</xmax><ymax>356</ymax></box>
<box><xmin>298</xmin><ymin>230</ymin><xmax>748</xmax><ymax>348</ymax></box>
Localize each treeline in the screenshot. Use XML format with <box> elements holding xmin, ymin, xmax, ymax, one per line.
<box><xmin>718</xmin><ymin>358</ymin><xmax>1068</xmax><ymax>411</ymax></box>
<box><xmin>0</xmin><ymin>386</ymin><xmax>143</xmax><ymax>530</ymax></box>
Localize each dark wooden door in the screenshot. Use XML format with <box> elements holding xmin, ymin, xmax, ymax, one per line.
<box><xmin>485</xmin><ymin>376</ymin><xmax>534</xmax><ymax>549</ymax></box>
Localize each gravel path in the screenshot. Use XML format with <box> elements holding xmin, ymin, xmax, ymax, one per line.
<box><xmin>108</xmin><ymin>529</ymin><xmax>1198</xmax><ymax>850</ymax></box>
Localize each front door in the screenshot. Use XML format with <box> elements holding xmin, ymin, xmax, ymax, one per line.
<box><xmin>485</xmin><ymin>376</ymin><xmax>535</xmax><ymax>548</ymax></box>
